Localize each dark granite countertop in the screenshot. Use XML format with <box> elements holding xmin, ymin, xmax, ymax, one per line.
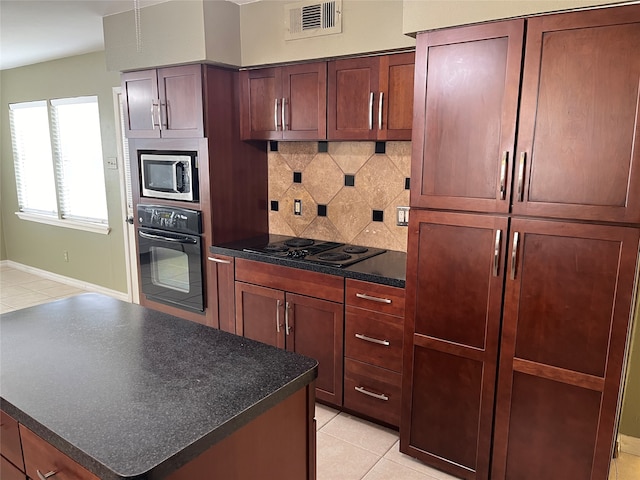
<box><xmin>0</xmin><ymin>293</ymin><xmax>317</xmax><ymax>480</ymax></box>
<box><xmin>209</xmin><ymin>235</ymin><xmax>407</xmax><ymax>288</ymax></box>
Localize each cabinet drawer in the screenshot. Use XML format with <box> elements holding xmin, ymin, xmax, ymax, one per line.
<box><xmin>1</xmin><ymin>410</ymin><xmax>24</xmax><ymax>471</ymax></box>
<box><xmin>346</xmin><ymin>279</ymin><xmax>405</xmax><ymax>317</ymax></box>
<box><xmin>20</xmin><ymin>426</ymin><xmax>100</xmax><ymax>480</ymax></box>
<box><xmin>1</xmin><ymin>456</ymin><xmax>26</xmax><ymax>480</ymax></box>
<box><xmin>344</xmin><ymin>358</ymin><xmax>402</xmax><ymax>427</ymax></box>
<box><xmin>345</xmin><ymin>306</ymin><xmax>403</xmax><ymax>372</ymax></box>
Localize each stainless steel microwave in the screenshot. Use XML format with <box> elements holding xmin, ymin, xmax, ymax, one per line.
<box><xmin>140</xmin><ymin>151</ymin><xmax>198</xmax><ymax>202</ymax></box>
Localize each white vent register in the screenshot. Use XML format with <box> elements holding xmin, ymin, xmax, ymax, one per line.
<box><xmin>285</xmin><ymin>0</ymin><xmax>342</xmax><ymax>40</ymax></box>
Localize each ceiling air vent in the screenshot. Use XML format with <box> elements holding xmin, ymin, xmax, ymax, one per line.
<box><xmin>285</xmin><ymin>0</ymin><xmax>342</xmax><ymax>41</ymax></box>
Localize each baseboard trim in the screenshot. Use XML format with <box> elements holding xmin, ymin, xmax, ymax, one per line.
<box><xmin>619</xmin><ymin>434</ymin><xmax>640</xmax><ymax>456</ymax></box>
<box><xmin>1</xmin><ymin>260</ymin><xmax>129</xmax><ymax>302</ymax></box>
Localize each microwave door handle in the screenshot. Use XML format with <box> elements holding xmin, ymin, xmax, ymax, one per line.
<box><xmin>138</xmin><ymin>231</ymin><xmax>197</xmax><ymax>244</ymax></box>
<box><xmin>173</xmin><ymin>161</ymin><xmax>180</xmax><ymax>193</ymax></box>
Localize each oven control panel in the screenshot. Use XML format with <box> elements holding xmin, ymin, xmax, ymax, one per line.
<box><xmin>137</xmin><ymin>205</ymin><xmax>202</xmax><ymax>235</ymax></box>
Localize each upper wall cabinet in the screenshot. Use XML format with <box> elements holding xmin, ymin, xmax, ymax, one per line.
<box><xmin>410</xmin><ymin>20</ymin><xmax>524</xmax><ymax>214</ymax></box>
<box><xmin>240</xmin><ymin>62</ymin><xmax>327</xmax><ymax>141</ymax></box>
<box><xmin>411</xmin><ymin>6</ymin><xmax>640</xmax><ymax>224</ymax></box>
<box><xmin>121</xmin><ymin>64</ymin><xmax>204</xmax><ymax>139</ymax></box>
<box><xmin>328</xmin><ymin>52</ymin><xmax>415</xmax><ymax>141</ymax></box>
<box><xmin>512</xmin><ymin>7</ymin><xmax>640</xmax><ymax>224</ymax></box>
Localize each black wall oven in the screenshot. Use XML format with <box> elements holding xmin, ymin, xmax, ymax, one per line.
<box><xmin>137</xmin><ymin>205</ymin><xmax>204</xmax><ymax>313</ymax></box>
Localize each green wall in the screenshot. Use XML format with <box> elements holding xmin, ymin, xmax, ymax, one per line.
<box><xmin>0</xmin><ymin>52</ymin><xmax>127</xmax><ymax>292</ymax></box>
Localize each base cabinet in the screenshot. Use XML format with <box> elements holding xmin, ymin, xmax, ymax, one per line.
<box><xmin>235</xmin><ymin>259</ymin><xmax>344</xmax><ymax>406</ymax></box>
<box><xmin>0</xmin><ymin>411</ymin><xmax>26</xmax><ymax>480</ymax></box>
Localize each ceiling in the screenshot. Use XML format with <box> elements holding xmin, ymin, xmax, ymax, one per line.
<box><xmin>0</xmin><ymin>0</ymin><xmax>256</xmax><ymax>71</ymax></box>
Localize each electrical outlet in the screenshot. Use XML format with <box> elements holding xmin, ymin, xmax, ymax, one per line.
<box><xmin>63</xmin><ymin>250</ymin><xmax>69</xmax><ymax>262</ymax></box>
<box><xmin>294</xmin><ymin>199</ymin><xmax>302</xmax><ymax>216</ymax></box>
<box><xmin>396</xmin><ymin>206</ymin><xmax>409</xmax><ymax>226</ymax></box>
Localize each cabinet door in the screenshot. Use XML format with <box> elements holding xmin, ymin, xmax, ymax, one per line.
<box><xmin>157</xmin><ymin>64</ymin><xmax>204</xmax><ymax>138</ymax></box>
<box><xmin>207</xmin><ymin>254</ymin><xmax>235</xmax><ymax>333</ymax></box>
<box><xmin>410</xmin><ymin>20</ymin><xmax>524</xmax><ymax>214</ymax></box>
<box><xmin>513</xmin><ymin>6</ymin><xmax>640</xmax><ymax>223</ymax></box>
<box><xmin>400</xmin><ymin>210</ymin><xmax>508</xmax><ymax>480</ymax></box>
<box><xmin>328</xmin><ymin>57</ymin><xmax>380</xmax><ymax>140</ymax></box>
<box><xmin>121</xmin><ymin>69</ymin><xmax>160</xmax><ymax>138</ymax></box>
<box><xmin>239</xmin><ymin>68</ymin><xmax>282</xmax><ymax>140</ymax></box>
<box><xmin>0</xmin><ymin>411</ymin><xmax>24</xmax><ymax>473</ymax></box>
<box><xmin>492</xmin><ymin>220</ymin><xmax>640</xmax><ymax>480</ymax></box>
<box><xmin>378</xmin><ymin>53</ymin><xmax>414</xmax><ymax>141</ymax></box>
<box><xmin>282</xmin><ymin>62</ymin><xmax>327</xmax><ymax>140</ymax></box>
<box><xmin>286</xmin><ymin>293</ymin><xmax>344</xmax><ymax>406</ymax></box>
<box><xmin>235</xmin><ymin>282</ymin><xmax>285</xmax><ymax>349</ymax></box>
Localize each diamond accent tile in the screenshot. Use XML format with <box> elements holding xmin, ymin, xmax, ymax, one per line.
<box><xmin>329</xmin><ymin>141</ymin><xmax>375</xmax><ymax>174</ymax></box>
<box><xmin>278</xmin><ymin>141</ymin><xmax>317</xmax><ymax>171</ymax></box>
<box><xmin>268</xmin><ymin>210</ymin><xmax>296</xmax><ymax>237</ymax></box>
<box><xmin>268</xmin><ymin>152</ymin><xmax>293</xmax><ymax>200</ymax></box>
<box><xmin>327</xmin><ymin>187</ymin><xmax>370</xmax><ymax>243</ymax></box>
<box><xmin>280</xmin><ymin>184</ymin><xmax>316</xmax><ymax>236</ymax></box>
<box><xmin>302</xmin><ymin>217</ymin><xmax>346</xmax><ymax>243</ymax></box>
<box><xmin>304</xmin><ymin>153</ymin><xmax>344</xmax><ymax>204</ymax></box>
<box><xmin>352</xmin><ymin>221</ymin><xmax>403</xmax><ymax>251</ymax></box>
<box><xmin>386</xmin><ymin>141</ymin><xmax>412</xmax><ymax>177</ymax></box>
<box><xmin>357</xmin><ymin>154</ymin><xmax>404</xmax><ymax>210</ymax></box>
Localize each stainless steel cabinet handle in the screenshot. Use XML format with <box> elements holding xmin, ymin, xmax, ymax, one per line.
<box><xmin>274</xmin><ymin>98</ymin><xmax>279</xmax><ymax>131</ymax></box>
<box><xmin>160</xmin><ymin>102</ymin><xmax>168</xmax><ymax>128</ymax></box>
<box><xmin>368</xmin><ymin>92</ymin><xmax>374</xmax><ymax>130</ymax></box>
<box><xmin>276</xmin><ymin>299</ymin><xmax>282</xmax><ymax>333</ymax></box>
<box><xmin>355</xmin><ymin>333</ymin><xmax>390</xmax><ymax>346</ymax></box>
<box><xmin>285</xmin><ymin>301</ymin><xmax>291</xmax><ymax>335</ymax></box>
<box><xmin>151</xmin><ymin>100</ymin><xmax>160</xmax><ymax>129</ymax></box>
<box><xmin>378</xmin><ymin>92</ymin><xmax>383</xmax><ymax>130</ymax></box>
<box><xmin>355</xmin><ymin>293</ymin><xmax>392</xmax><ymax>304</ymax></box>
<box><xmin>37</xmin><ymin>471</ymin><xmax>58</xmax><ymax>480</ymax></box>
<box><xmin>510</xmin><ymin>232</ymin><xmax>519</xmax><ymax>280</ymax></box>
<box><xmin>517</xmin><ymin>152</ymin><xmax>526</xmax><ymax>202</ymax></box>
<box><xmin>355</xmin><ymin>386</ymin><xmax>389</xmax><ymax>401</ymax></box>
<box><xmin>282</xmin><ymin>97</ymin><xmax>287</xmax><ymax>131</ymax></box>
<box><xmin>499</xmin><ymin>151</ymin><xmax>508</xmax><ymax>200</ymax></box>
<box><xmin>493</xmin><ymin>230</ymin><xmax>502</xmax><ymax>277</ymax></box>
<box><xmin>207</xmin><ymin>256</ymin><xmax>231</xmax><ymax>264</ymax></box>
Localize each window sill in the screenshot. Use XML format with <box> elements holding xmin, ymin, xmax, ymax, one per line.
<box><xmin>15</xmin><ymin>212</ymin><xmax>111</xmax><ymax>235</ymax></box>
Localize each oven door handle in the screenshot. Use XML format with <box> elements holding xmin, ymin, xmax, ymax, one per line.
<box><xmin>138</xmin><ymin>231</ymin><xmax>197</xmax><ymax>244</ymax></box>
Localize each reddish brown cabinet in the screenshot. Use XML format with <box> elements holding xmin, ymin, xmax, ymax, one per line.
<box><xmin>400</xmin><ymin>211</ymin><xmax>508</xmax><ymax>479</ymax></box>
<box><xmin>512</xmin><ymin>8</ymin><xmax>640</xmax><ymax>224</ymax></box>
<box><xmin>491</xmin><ymin>220</ymin><xmax>639</xmax><ymax>480</ymax></box>
<box><xmin>0</xmin><ymin>410</ymin><xmax>25</xmax><ymax>480</ymax></box>
<box><xmin>206</xmin><ymin>253</ymin><xmax>236</xmax><ymax>333</ymax></box>
<box><xmin>240</xmin><ymin>62</ymin><xmax>327</xmax><ymax>140</ymax></box>
<box><xmin>121</xmin><ymin>64</ymin><xmax>204</xmax><ymax>138</ymax></box>
<box><xmin>410</xmin><ymin>19</ymin><xmax>524</xmax><ymax>213</ymax></box>
<box><xmin>328</xmin><ymin>53</ymin><xmax>414</xmax><ymax>141</ymax></box>
<box><xmin>235</xmin><ymin>259</ymin><xmax>344</xmax><ymax>406</ymax></box>
<box><xmin>344</xmin><ymin>279</ymin><xmax>405</xmax><ymax>427</ymax></box>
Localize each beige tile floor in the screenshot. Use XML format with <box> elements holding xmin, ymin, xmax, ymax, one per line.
<box><xmin>2</xmin><ymin>264</ymin><xmax>639</xmax><ymax>480</ymax></box>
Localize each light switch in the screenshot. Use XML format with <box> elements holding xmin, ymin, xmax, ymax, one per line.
<box><xmin>397</xmin><ymin>206</ymin><xmax>409</xmax><ymax>226</ymax></box>
<box><xmin>294</xmin><ymin>199</ymin><xmax>302</xmax><ymax>216</ymax></box>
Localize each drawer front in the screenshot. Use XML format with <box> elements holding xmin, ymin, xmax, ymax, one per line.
<box><xmin>1</xmin><ymin>456</ymin><xmax>26</xmax><ymax>480</ymax></box>
<box><xmin>1</xmin><ymin>410</ymin><xmax>24</xmax><ymax>471</ymax></box>
<box><xmin>345</xmin><ymin>306</ymin><xmax>403</xmax><ymax>372</ymax></box>
<box><xmin>344</xmin><ymin>358</ymin><xmax>402</xmax><ymax>427</ymax></box>
<box><xmin>20</xmin><ymin>426</ymin><xmax>100</xmax><ymax>480</ymax></box>
<box><xmin>346</xmin><ymin>279</ymin><xmax>405</xmax><ymax>316</ymax></box>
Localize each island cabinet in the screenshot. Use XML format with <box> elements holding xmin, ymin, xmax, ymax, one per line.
<box><xmin>343</xmin><ymin>279</ymin><xmax>405</xmax><ymax>427</ymax></box>
<box><xmin>0</xmin><ymin>411</ymin><xmax>25</xmax><ymax>480</ymax></box>
<box><xmin>121</xmin><ymin>64</ymin><xmax>204</xmax><ymax>139</ymax></box>
<box><xmin>234</xmin><ymin>258</ymin><xmax>344</xmax><ymax>406</ymax></box>
<box><xmin>239</xmin><ymin>62</ymin><xmax>327</xmax><ymax>141</ymax></box>
<box><xmin>327</xmin><ymin>52</ymin><xmax>415</xmax><ymax>141</ymax></box>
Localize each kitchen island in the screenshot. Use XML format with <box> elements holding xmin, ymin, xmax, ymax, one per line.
<box><xmin>0</xmin><ymin>293</ymin><xmax>318</xmax><ymax>480</ymax></box>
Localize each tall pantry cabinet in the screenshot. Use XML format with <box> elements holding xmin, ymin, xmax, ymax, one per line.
<box><xmin>401</xmin><ymin>5</ymin><xmax>640</xmax><ymax>480</ymax></box>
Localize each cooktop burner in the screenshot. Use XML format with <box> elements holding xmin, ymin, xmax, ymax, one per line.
<box><xmin>243</xmin><ymin>237</ymin><xmax>386</xmax><ymax>268</ymax></box>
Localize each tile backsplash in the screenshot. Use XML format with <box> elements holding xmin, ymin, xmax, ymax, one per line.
<box><xmin>268</xmin><ymin>141</ymin><xmax>411</xmax><ymax>252</ymax></box>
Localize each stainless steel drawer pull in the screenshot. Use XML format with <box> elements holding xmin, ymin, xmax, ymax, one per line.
<box><xmin>499</xmin><ymin>151</ymin><xmax>508</xmax><ymax>200</ymax></box>
<box><xmin>37</xmin><ymin>471</ymin><xmax>58</xmax><ymax>480</ymax></box>
<box><xmin>355</xmin><ymin>386</ymin><xmax>389</xmax><ymax>401</ymax></box>
<box><xmin>378</xmin><ymin>91</ymin><xmax>383</xmax><ymax>130</ymax></box>
<box><xmin>207</xmin><ymin>256</ymin><xmax>231</xmax><ymax>264</ymax></box>
<box><xmin>274</xmin><ymin>98</ymin><xmax>279</xmax><ymax>131</ymax></box>
<box><xmin>517</xmin><ymin>152</ymin><xmax>526</xmax><ymax>202</ymax></box>
<box><xmin>368</xmin><ymin>92</ymin><xmax>374</xmax><ymax>130</ymax></box>
<box><xmin>276</xmin><ymin>299</ymin><xmax>282</xmax><ymax>333</ymax></box>
<box><xmin>355</xmin><ymin>333</ymin><xmax>390</xmax><ymax>346</ymax></box>
<box><xmin>355</xmin><ymin>293</ymin><xmax>392</xmax><ymax>304</ymax></box>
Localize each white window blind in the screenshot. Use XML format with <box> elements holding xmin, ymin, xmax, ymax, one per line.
<box><xmin>9</xmin><ymin>101</ymin><xmax>58</xmax><ymax>215</ymax></box>
<box><xmin>9</xmin><ymin>96</ymin><xmax>109</xmax><ymax>230</ymax></box>
<box><xmin>51</xmin><ymin>96</ymin><xmax>108</xmax><ymax>223</ymax></box>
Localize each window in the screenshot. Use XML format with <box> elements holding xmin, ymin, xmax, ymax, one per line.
<box><xmin>9</xmin><ymin>96</ymin><xmax>109</xmax><ymax>233</ymax></box>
